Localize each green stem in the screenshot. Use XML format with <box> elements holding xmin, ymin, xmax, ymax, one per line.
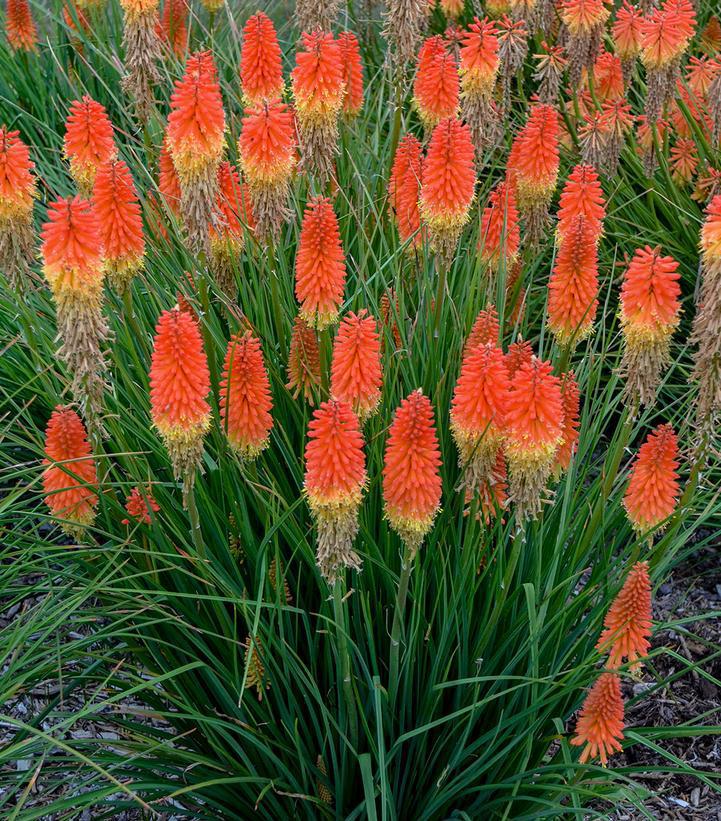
<box><xmin>333</xmin><ymin>577</ymin><xmax>358</xmax><ymax>748</ymax></box>
<box><xmin>186</xmin><ymin>485</ymin><xmax>206</xmax><ymax>560</ymax></box>
<box><xmin>388</xmin><ymin>68</ymin><xmax>404</xmax><ymax>175</ymax></box>
<box><xmin>389</xmin><ymin>544</ymin><xmax>414</xmax><ymax>708</ymax></box>
<box><xmin>433</xmin><ymin>259</ymin><xmax>448</xmax><ymax>337</ymax></box>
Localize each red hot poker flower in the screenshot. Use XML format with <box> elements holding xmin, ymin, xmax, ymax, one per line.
<box><xmin>122</xmin><ymin>486</ymin><xmax>160</xmax><ymax>525</ymax></box>
<box><xmin>597</xmin><ymin>561</ymin><xmax>653</xmax><ymax>670</ymax></box>
<box><xmin>338</xmin><ymin>31</ymin><xmax>364</xmax><ymax>117</ymax></box>
<box><xmin>64</xmin><ymin>96</ymin><xmax>117</xmax><ymax>194</ymax></box>
<box><xmin>240</xmin><ymin>12</ymin><xmax>284</xmax><ymax>104</ymax></box>
<box><xmin>571</xmin><ymin>673</ymin><xmax>625</xmax><ymax>765</ymax></box>
<box><xmin>413</xmin><ymin>36</ymin><xmax>460</xmax><ymax>129</ymax></box>
<box><xmin>330</xmin><ymin>310</ymin><xmax>382</xmax><ymax>422</ymax></box>
<box><xmin>389</xmin><ymin>134</ymin><xmax>423</xmax><ymax>248</ymax></box>
<box><xmin>6</xmin><ymin>0</ymin><xmax>38</xmax><ymax>52</ymax></box>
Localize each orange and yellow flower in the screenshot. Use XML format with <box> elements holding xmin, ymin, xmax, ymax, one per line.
<box><xmin>389</xmin><ymin>134</ymin><xmax>424</xmax><ymax>248</ymax></box>
<box><xmin>597</xmin><ymin>561</ymin><xmax>652</xmax><ymax>670</ymax></box>
<box><xmin>287</xmin><ymin>313</ymin><xmax>321</xmax><ymax>402</ymax></box>
<box><xmin>571</xmin><ymin>673</ymin><xmax>625</xmax><ymax>765</ymax></box>
<box><xmin>507</xmin><ymin>103</ymin><xmax>559</xmax><ymax>214</ymax></box>
<box><xmin>295</xmin><ymin>196</ymin><xmax>347</xmax><ymax>330</ymax></box>
<box><xmin>413</xmin><ymin>36</ymin><xmax>459</xmax><ymax>129</ymax></box>
<box><xmin>92</xmin><ymin>159</ymin><xmax>145</xmax><ymax>292</ymax></box>
<box><xmin>157</xmin><ymin>0</ymin><xmax>187</xmax><ymax>57</ymax></box>
<box><xmin>465</xmin><ymin>305</ymin><xmax>500</xmax><ymax>354</ymax></box>
<box><xmin>220</xmin><ymin>331</ymin><xmax>273</xmax><ymax>460</ymax></box>
<box><xmin>305</xmin><ymin>399</ymin><xmax>367</xmax><ymax>582</ymax></box>
<box><xmin>149</xmin><ymin>307</ymin><xmax>211</xmax><ymax>500</ymax></box>
<box><xmin>330</xmin><ymin>310</ymin><xmax>382</xmax><ymax>422</ymax></box>
<box><xmin>42</xmin><ymin>406</ymin><xmax>98</xmax><ymax>535</ymax></box>
<box><xmin>701</xmin><ymin>193</ymin><xmax>721</xmax><ymax>271</ymax></box>
<box><xmin>6</xmin><ymin>0</ymin><xmax>37</xmax><ymax>51</ymax></box>
<box><xmin>122</xmin><ymin>486</ymin><xmax>160</xmax><ymax>525</ymax></box>
<box><xmin>64</xmin><ymin>97</ymin><xmax>117</xmax><ymax>194</ymax></box>
<box><xmin>338</xmin><ymin>31</ymin><xmax>364</xmax><ymax>117</ymax></box>
<box><xmin>557</xmin><ymin>164</ymin><xmax>605</xmax><ymax>242</ymax></box>
<box><xmin>612</xmin><ymin>2</ymin><xmax>643</xmax><ymax>64</ymax></box>
<box><xmin>209</xmin><ymin>161</ymin><xmax>254</xmax><ymax>294</ymax></box>
<box><xmin>0</xmin><ymin>127</ymin><xmax>36</xmax><ymax>290</ymax></box>
<box><xmin>554</xmin><ymin>370</ymin><xmax>580</xmax><ymax>472</ymax></box>
<box><xmin>383</xmin><ymin>390</ymin><xmax>442</xmax><ymax>550</ymax></box>
<box><xmin>479</xmin><ymin>180</ymin><xmax>520</xmax><ymax>274</ymax></box>
<box><xmin>460</xmin><ymin>17</ymin><xmax>499</xmax><ymax>98</ymax></box>
<box><xmin>239</xmin><ymin>12</ymin><xmax>284</xmax><ymax>104</ymax></box>
<box><xmin>623</xmin><ymin>423</ymin><xmax>680</xmax><ymax>532</ymax></box>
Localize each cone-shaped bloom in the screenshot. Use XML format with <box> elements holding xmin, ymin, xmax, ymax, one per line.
<box><xmin>623</xmin><ymin>423</ymin><xmax>680</xmax><ymax>532</ymax></box>
<box><xmin>465</xmin><ymin>305</ymin><xmax>500</xmax><ymax>355</ymax></box>
<box><xmin>479</xmin><ymin>181</ymin><xmax>520</xmax><ymax>275</ymax></box>
<box><xmin>554</xmin><ymin>370</ymin><xmax>580</xmax><ymax>472</ymax></box>
<box><xmin>287</xmin><ymin>313</ymin><xmax>321</xmax><ymax>402</ymax></box>
<box><xmin>0</xmin><ymin>127</ymin><xmax>36</xmax><ymax>290</ymax></box>
<box><xmin>92</xmin><ymin>159</ymin><xmax>145</xmax><ymax>293</ymax></box>
<box><xmin>557</xmin><ymin>165</ymin><xmax>605</xmax><ymax>241</ymax></box>
<box><xmin>149</xmin><ymin>308</ymin><xmax>211</xmax><ymax>502</ymax></box>
<box><xmin>389</xmin><ymin>134</ymin><xmax>423</xmax><ymax>248</ymax></box>
<box><xmin>420</xmin><ymin>117</ymin><xmax>475</xmax><ymax>267</ymax></box>
<box><xmin>6</xmin><ymin>0</ymin><xmax>37</xmax><ymax>51</ymax></box>
<box><xmin>571</xmin><ymin>673</ymin><xmax>625</xmax><ymax>765</ymax></box>
<box><xmin>559</xmin><ymin>0</ymin><xmax>610</xmax><ymax>86</ymax></box>
<box><xmin>295</xmin><ymin>196</ymin><xmax>347</xmax><ymax>330</ymax></box>
<box><xmin>504</xmin><ymin>356</ymin><xmax>563</xmax><ymax>522</ymax></box>
<box><xmin>380</xmin><ymin>289</ymin><xmax>402</xmax><ymax>351</ymax></box>
<box><xmin>219</xmin><ymin>331</ymin><xmax>273</xmax><ymax>460</ymax></box>
<box><xmin>507</xmin><ymin>104</ymin><xmax>559</xmax><ymax>244</ymax></box>
<box><xmin>459</xmin><ymin>17</ymin><xmax>500</xmax><ymax>154</ymax></box>
<box><xmin>238</xmin><ymin>101</ymin><xmax>296</xmax><ymax>241</ymax></box>
<box><xmin>669</xmin><ymin>139</ymin><xmax>698</xmax><ymax>186</ymax></box>
<box><xmin>592</xmin><ymin>51</ymin><xmax>624</xmax><ymax>103</ymax></box>
<box><xmin>451</xmin><ymin>342</ymin><xmax>510</xmax><ymax>501</ymax></box>
<box><xmin>641</xmin><ymin>0</ymin><xmax>696</xmax><ymax>122</ymax></box>
<box><xmin>383</xmin><ymin>390</ymin><xmax>442</xmax><ymax>551</ymax></box>
<box><xmin>505</xmin><ymin>338</ymin><xmax>533</xmax><ymax>377</ymax></box>
<box><xmin>330</xmin><ymin>310</ymin><xmax>382</xmax><ymax>422</ymax></box>
<box><xmin>338</xmin><ymin>31</ymin><xmax>364</xmax><ymax>116</ymax></box>
<box><xmin>122</xmin><ymin>486</ymin><xmax>160</xmax><ymax>525</ymax></box>
<box><xmin>613</xmin><ymin>2</ymin><xmax>643</xmax><ymax>66</ymax></box>
<box><xmin>413</xmin><ymin>36</ymin><xmax>459</xmax><ymax>129</ymax></box>
<box><xmin>597</xmin><ymin>561</ymin><xmax>652</xmax><ymax>670</ymax></box>
<box><xmin>157</xmin><ymin>0</ymin><xmax>187</xmax><ymax>57</ymax></box>
<box><xmin>41</xmin><ymin>197</ymin><xmax>108</xmax><ymax>424</ymax></box>
<box><xmin>42</xmin><ymin>406</ymin><xmax>97</xmax><ymax>538</ymax></box>
<box><xmin>619</xmin><ymin>246</ymin><xmax>681</xmax><ymax>408</ymax></box>
<box><xmin>209</xmin><ymin>161</ymin><xmax>254</xmax><ymax>295</ymax></box>
<box><xmin>240</xmin><ymin>12</ymin><xmax>284</xmax><ymax>104</ymax></box>
<box><xmin>64</xmin><ymin>97</ymin><xmax>117</xmax><ymax>195</ymax></box>
<box><xmin>291</xmin><ymin>31</ymin><xmax>344</xmax><ymax>182</ymax></box>
<box><xmin>167</xmin><ymin>51</ymin><xmax>226</xmax><ymax>252</ymax></box>
<box><xmin>119</xmin><ymin>0</ymin><xmax>162</xmax><ymax>121</ymax></box>
<box><xmin>548</xmin><ymin>215</ymin><xmax>599</xmax><ymax>346</ymax></box>
<box><xmin>304</xmin><ymin>399</ymin><xmax>366</xmax><ymax>583</ymax></box>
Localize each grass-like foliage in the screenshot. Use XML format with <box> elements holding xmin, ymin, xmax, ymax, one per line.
<box><xmin>1</xmin><ymin>0</ymin><xmax>720</xmax><ymax>817</ymax></box>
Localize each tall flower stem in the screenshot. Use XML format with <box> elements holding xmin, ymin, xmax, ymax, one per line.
<box><xmin>389</xmin><ymin>543</ymin><xmax>414</xmax><ymax>707</ymax></box>
<box><xmin>333</xmin><ymin>577</ymin><xmax>358</xmax><ymax>748</ymax></box>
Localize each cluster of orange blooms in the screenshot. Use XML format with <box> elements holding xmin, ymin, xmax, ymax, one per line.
<box><xmin>3</xmin><ymin>0</ymin><xmax>721</xmax><ymax>772</ymax></box>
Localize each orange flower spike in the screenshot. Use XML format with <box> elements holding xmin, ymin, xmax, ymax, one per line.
<box><xmin>219</xmin><ymin>331</ymin><xmax>274</xmax><ymax>460</ymax></box>
<box><xmin>295</xmin><ymin>196</ymin><xmax>347</xmax><ymax>330</ymax></box>
<box><xmin>557</xmin><ymin>164</ymin><xmax>606</xmax><ymax>242</ymax></box>
<box><xmin>548</xmin><ymin>215</ymin><xmax>599</xmax><ymax>347</ymax></box>
<box><xmin>157</xmin><ymin>0</ymin><xmax>188</xmax><ymax>57</ymax></box>
<box><xmin>122</xmin><ymin>486</ymin><xmax>160</xmax><ymax>525</ymax></box>
<box><xmin>388</xmin><ymin>134</ymin><xmax>424</xmax><ymax>248</ymax></box>
<box><xmin>413</xmin><ymin>36</ymin><xmax>459</xmax><ymax>129</ymax></box>
<box><xmin>240</xmin><ymin>12</ymin><xmax>284</xmax><ymax>105</ymax></box>
<box><xmin>149</xmin><ymin>308</ymin><xmax>211</xmax><ymax>502</ymax></box>
<box><xmin>330</xmin><ymin>310</ymin><xmax>382</xmax><ymax>422</ymax></box>
<box><xmin>597</xmin><ymin>561</ymin><xmax>653</xmax><ymax>670</ymax></box>
<box><xmin>571</xmin><ymin>673</ymin><xmax>625</xmax><ymax>765</ymax></box>
<box><xmin>167</xmin><ymin>51</ymin><xmax>225</xmax><ymax>182</ymax></box>
<box><xmin>504</xmin><ymin>356</ymin><xmax>564</xmax><ymax>521</ymax></box>
<box><xmin>304</xmin><ymin>399</ymin><xmax>367</xmax><ymax>582</ymax></box>
<box><xmin>505</xmin><ymin>338</ymin><xmax>533</xmax><ymax>377</ymax></box>
<box><xmin>612</xmin><ymin>2</ymin><xmax>644</xmax><ymax>64</ymax></box>
<box><xmin>465</xmin><ymin>304</ymin><xmax>500</xmax><ymax>355</ymax></box>
<box><xmin>559</xmin><ymin>0</ymin><xmax>610</xmax><ymax>87</ymax></box>
<box><xmin>6</xmin><ymin>0</ymin><xmax>38</xmax><ymax>52</ymax></box>
<box><xmin>554</xmin><ymin>370</ymin><xmax>580</xmax><ymax>472</ymax></box>
<box><xmin>669</xmin><ymin>139</ymin><xmax>698</xmax><ymax>186</ymax></box>
<box><xmin>451</xmin><ymin>342</ymin><xmax>510</xmax><ymax>498</ymax></box>
<box><xmin>591</xmin><ymin>51</ymin><xmax>624</xmax><ymax>103</ymax></box>
<box><xmin>508</xmin><ymin>103</ymin><xmax>559</xmax><ymax>214</ymax></box>
<box><xmin>479</xmin><ymin>180</ymin><xmax>520</xmax><ymax>275</ymax></box>
<box><xmin>623</xmin><ymin>423</ymin><xmax>680</xmax><ymax>532</ymax></box>
<box><xmin>64</xmin><ymin>97</ymin><xmax>117</xmax><ymax>194</ymax></box>
<box><xmin>619</xmin><ymin>246</ymin><xmax>681</xmax><ymax>407</ymax></box>
<box><xmin>460</xmin><ymin>17</ymin><xmax>500</xmax><ymax>99</ymax></box>
<box><xmin>419</xmin><ymin>117</ymin><xmax>475</xmax><ymax>266</ymax></box>
<box><xmin>0</xmin><ymin>128</ymin><xmax>36</xmax><ymax>290</ymax></box>
<box><xmin>338</xmin><ymin>31</ymin><xmax>364</xmax><ymax>117</ymax></box>
<box><xmin>291</xmin><ymin>31</ymin><xmax>344</xmax><ymax>181</ymax></box>
<box><xmin>701</xmin><ymin>194</ymin><xmax>721</xmax><ymax>272</ymax></box>
<box><xmin>686</xmin><ymin>56</ymin><xmax>718</xmax><ymax>99</ymax></box>
<box><xmin>92</xmin><ymin>159</ymin><xmax>145</xmax><ymax>293</ymax></box>
<box><xmin>42</xmin><ymin>407</ymin><xmax>98</xmax><ymax>536</ymax></box>
<box><xmin>383</xmin><ymin>390</ymin><xmax>442</xmax><ymax>551</ymax></box>
<box><xmin>209</xmin><ymin>161</ymin><xmax>254</xmax><ymax>295</ymax></box>
<box><xmin>641</xmin><ymin>0</ymin><xmax>696</xmax><ymax>71</ymax></box>
<box><xmin>287</xmin><ymin>314</ymin><xmax>321</xmax><ymax>402</ymax></box>
<box><xmin>238</xmin><ymin>101</ymin><xmax>296</xmax><ymax>241</ymax></box>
